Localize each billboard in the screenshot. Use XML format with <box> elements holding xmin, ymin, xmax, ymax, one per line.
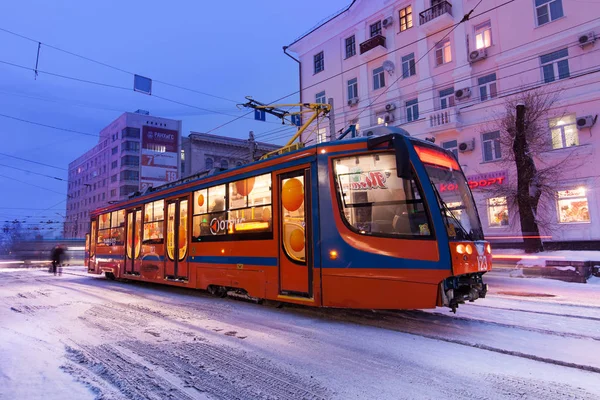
<box><xmin>141</xmin><ymin>126</ymin><xmax>179</xmax><ymax>190</ymax></box>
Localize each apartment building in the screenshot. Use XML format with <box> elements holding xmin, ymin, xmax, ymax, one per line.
<box><xmin>286</xmin><ymin>0</ymin><xmax>600</xmax><ymax>247</ymax></box>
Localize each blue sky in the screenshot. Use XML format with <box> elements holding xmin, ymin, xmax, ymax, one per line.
<box><xmin>0</xmin><ymin>0</ymin><xmax>349</xmax><ymax>235</ymax></box>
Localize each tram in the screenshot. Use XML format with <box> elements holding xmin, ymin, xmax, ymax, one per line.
<box><xmin>86</xmin><ymin>126</ymin><xmax>491</xmax><ymax>312</ymax></box>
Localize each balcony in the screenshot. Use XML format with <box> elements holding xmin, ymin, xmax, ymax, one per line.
<box><xmin>428</xmin><ymin>108</ymin><xmax>460</xmax><ymax>133</ymax></box>
<box><xmin>360</xmin><ymin>34</ymin><xmax>386</xmax><ymax>55</ymax></box>
<box><xmin>419</xmin><ymin>1</ymin><xmax>453</xmax><ymax>32</ymax></box>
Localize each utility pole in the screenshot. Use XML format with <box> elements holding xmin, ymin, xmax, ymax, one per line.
<box><xmin>328</xmin><ymin>98</ymin><xmax>335</xmax><ymax>142</ymax></box>
<box><xmin>513</xmin><ymin>103</ymin><xmax>543</xmax><ymax>253</ymax></box>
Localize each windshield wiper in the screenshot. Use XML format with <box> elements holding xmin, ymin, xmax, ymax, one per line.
<box><xmin>430</xmin><ymin>182</ymin><xmax>473</xmax><ymax>241</ymax></box>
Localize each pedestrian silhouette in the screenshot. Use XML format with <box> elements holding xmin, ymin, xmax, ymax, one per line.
<box><xmin>50</xmin><ymin>245</ymin><xmax>65</xmax><ymax>276</ymax></box>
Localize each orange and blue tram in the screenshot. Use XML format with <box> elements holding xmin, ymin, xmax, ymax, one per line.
<box><xmin>86</xmin><ymin>128</ymin><xmax>491</xmax><ymax>312</ymax></box>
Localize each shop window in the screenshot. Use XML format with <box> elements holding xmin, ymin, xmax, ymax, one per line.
<box><xmin>488</xmin><ymin>197</ymin><xmax>509</xmax><ymax>227</ymax></box>
<box><xmin>557</xmin><ymin>188</ymin><xmax>590</xmax><ymax>223</ymax></box>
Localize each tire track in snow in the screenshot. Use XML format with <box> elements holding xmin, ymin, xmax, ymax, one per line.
<box><xmin>63</xmin><ymin>344</ymin><xmax>198</xmax><ymax>400</ymax></box>
<box><xmin>119</xmin><ymin>340</ymin><xmax>331</xmax><ymax>400</ymax></box>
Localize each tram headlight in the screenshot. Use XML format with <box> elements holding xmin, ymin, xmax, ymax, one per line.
<box><xmin>465</xmin><ymin>244</ymin><xmax>473</xmax><ymax>255</ymax></box>
<box><xmin>486</xmin><ymin>244</ymin><xmax>492</xmax><ymax>254</ymax></box>
<box><xmin>456</xmin><ymin>244</ymin><xmax>466</xmax><ymax>254</ymax></box>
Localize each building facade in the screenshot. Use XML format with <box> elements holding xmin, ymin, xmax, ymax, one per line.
<box><xmin>65</xmin><ymin>111</ymin><xmax>183</xmax><ymax>238</ymax></box>
<box><xmin>287</xmin><ymin>0</ymin><xmax>600</xmax><ymax>247</ymax></box>
<box><xmin>181</xmin><ymin>132</ymin><xmax>280</xmax><ymax>178</ymax></box>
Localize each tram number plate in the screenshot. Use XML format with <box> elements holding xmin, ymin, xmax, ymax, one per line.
<box><xmin>477</xmin><ymin>255</ymin><xmax>488</xmax><ymax>271</ymax></box>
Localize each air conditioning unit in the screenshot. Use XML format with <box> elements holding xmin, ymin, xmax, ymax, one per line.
<box><xmin>382</xmin><ymin>17</ymin><xmax>393</xmax><ymax>28</ymax></box>
<box><xmin>469</xmin><ymin>49</ymin><xmax>488</xmax><ymax>63</ymax></box>
<box><xmin>384</xmin><ymin>113</ymin><xmax>395</xmax><ymax>124</ymax></box>
<box><xmin>458</xmin><ymin>139</ymin><xmax>475</xmax><ymax>153</ymax></box>
<box><xmin>455</xmin><ymin>88</ymin><xmax>471</xmax><ymax>101</ymax></box>
<box><xmin>385</xmin><ymin>103</ymin><xmax>396</xmax><ymax>111</ymax></box>
<box><xmin>576</xmin><ymin>115</ymin><xmax>597</xmax><ymax>129</ymax></box>
<box><xmin>347</xmin><ymin>98</ymin><xmax>359</xmax><ymax>106</ymax></box>
<box><xmin>579</xmin><ymin>32</ymin><xmax>596</xmax><ymax>48</ymax></box>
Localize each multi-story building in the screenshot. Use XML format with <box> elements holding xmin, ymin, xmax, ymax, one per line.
<box><xmin>65</xmin><ymin>111</ymin><xmax>182</xmax><ymax>238</ymax></box>
<box><xmin>286</xmin><ymin>0</ymin><xmax>600</xmax><ymax>247</ymax></box>
<box><xmin>65</xmin><ymin>116</ymin><xmax>281</xmax><ymax>239</ymax></box>
<box><xmin>181</xmin><ymin>131</ymin><xmax>280</xmax><ymax>178</ymax></box>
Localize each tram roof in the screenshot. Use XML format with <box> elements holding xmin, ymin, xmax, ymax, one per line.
<box><xmin>90</xmin><ymin>129</ymin><xmax>427</xmax><ymax>216</ymax></box>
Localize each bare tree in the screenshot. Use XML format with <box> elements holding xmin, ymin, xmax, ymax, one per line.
<box><xmin>483</xmin><ymin>87</ymin><xmax>583</xmax><ymax>253</ymax></box>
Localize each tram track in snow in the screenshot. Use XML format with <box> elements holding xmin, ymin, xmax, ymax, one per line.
<box><xmin>285</xmin><ymin>306</ymin><xmax>600</xmax><ymax>375</ymax></box>
<box><xmin>468</xmin><ymin>303</ymin><xmax>600</xmax><ymax>322</ymax></box>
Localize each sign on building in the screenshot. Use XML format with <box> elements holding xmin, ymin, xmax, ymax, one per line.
<box><xmin>140</xmin><ymin>126</ymin><xmax>179</xmax><ymax>190</ymax></box>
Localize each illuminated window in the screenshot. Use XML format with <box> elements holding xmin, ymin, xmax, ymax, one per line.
<box><xmin>488</xmin><ymin>197</ymin><xmax>508</xmax><ymax>227</ymax></box>
<box><xmin>435</xmin><ymin>39</ymin><xmax>452</xmax><ymax>66</ymax></box>
<box><xmin>97</xmin><ymin>210</ymin><xmax>125</xmax><ymax>246</ymax></box>
<box><xmin>399</xmin><ymin>6</ymin><xmax>413</xmax><ymax>32</ymax></box>
<box><xmin>192</xmin><ymin>175</ymin><xmax>273</xmax><ymax>241</ymax></box>
<box><xmin>549</xmin><ymin>114</ymin><xmax>578</xmax><ymax>149</ymax></box>
<box><xmin>474</xmin><ymin>21</ymin><xmax>492</xmax><ymax>49</ymax></box>
<box><xmin>143</xmin><ymin>200</ymin><xmax>164</xmax><ymax>244</ymax></box>
<box><xmin>557</xmin><ymin>188</ymin><xmax>590</xmax><ymax>223</ymax></box>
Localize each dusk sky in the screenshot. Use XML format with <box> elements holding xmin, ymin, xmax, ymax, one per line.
<box><xmin>0</xmin><ymin>0</ymin><xmax>349</xmax><ymax>235</ymax></box>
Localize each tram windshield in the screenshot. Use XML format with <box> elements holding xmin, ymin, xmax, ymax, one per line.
<box><xmin>334</xmin><ymin>153</ymin><xmax>433</xmax><ymax>238</ymax></box>
<box><xmin>415</xmin><ymin>146</ymin><xmax>484</xmax><ymax>241</ymax></box>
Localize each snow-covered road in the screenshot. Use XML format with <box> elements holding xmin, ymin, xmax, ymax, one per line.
<box><xmin>1</xmin><ymin>267</ymin><xmax>599</xmax><ymax>399</ymax></box>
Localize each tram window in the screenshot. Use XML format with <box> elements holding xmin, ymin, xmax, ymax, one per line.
<box><xmin>143</xmin><ymin>200</ymin><xmax>164</xmax><ymax>244</ymax></box>
<box><xmin>334</xmin><ymin>153</ymin><xmax>432</xmax><ymax>238</ymax></box>
<box><xmin>229</xmin><ymin>174</ymin><xmax>271</xmax><ymax>210</ymax></box>
<box><xmin>97</xmin><ymin>210</ymin><xmax>125</xmax><ymax>246</ymax></box>
<box><xmin>192</xmin><ymin>174</ymin><xmax>273</xmax><ymax>241</ymax></box>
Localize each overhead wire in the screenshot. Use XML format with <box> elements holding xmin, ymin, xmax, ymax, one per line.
<box><xmin>0</xmin><ymin>26</ymin><xmax>240</xmax><ymax>104</ymax></box>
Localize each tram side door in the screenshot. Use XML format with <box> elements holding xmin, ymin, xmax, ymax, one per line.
<box><xmin>88</xmin><ymin>219</ymin><xmax>97</xmax><ymax>273</ymax></box>
<box><xmin>125</xmin><ymin>209</ymin><xmax>143</xmax><ymax>274</ymax></box>
<box><xmin>165</xmin><ymin>197</ymin><xmax>189</xmax><ymax>280</ymax></box>
<box><xmin>278</xmin><ymin>168</ymin><xmax>312</xmax><ymax>297</ymax></box>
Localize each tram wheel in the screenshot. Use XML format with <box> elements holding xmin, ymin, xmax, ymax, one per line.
<box><xmin>105</xmin><ymin>272</ymin><xmax>116</xmax><ymax>280</ymax></box>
